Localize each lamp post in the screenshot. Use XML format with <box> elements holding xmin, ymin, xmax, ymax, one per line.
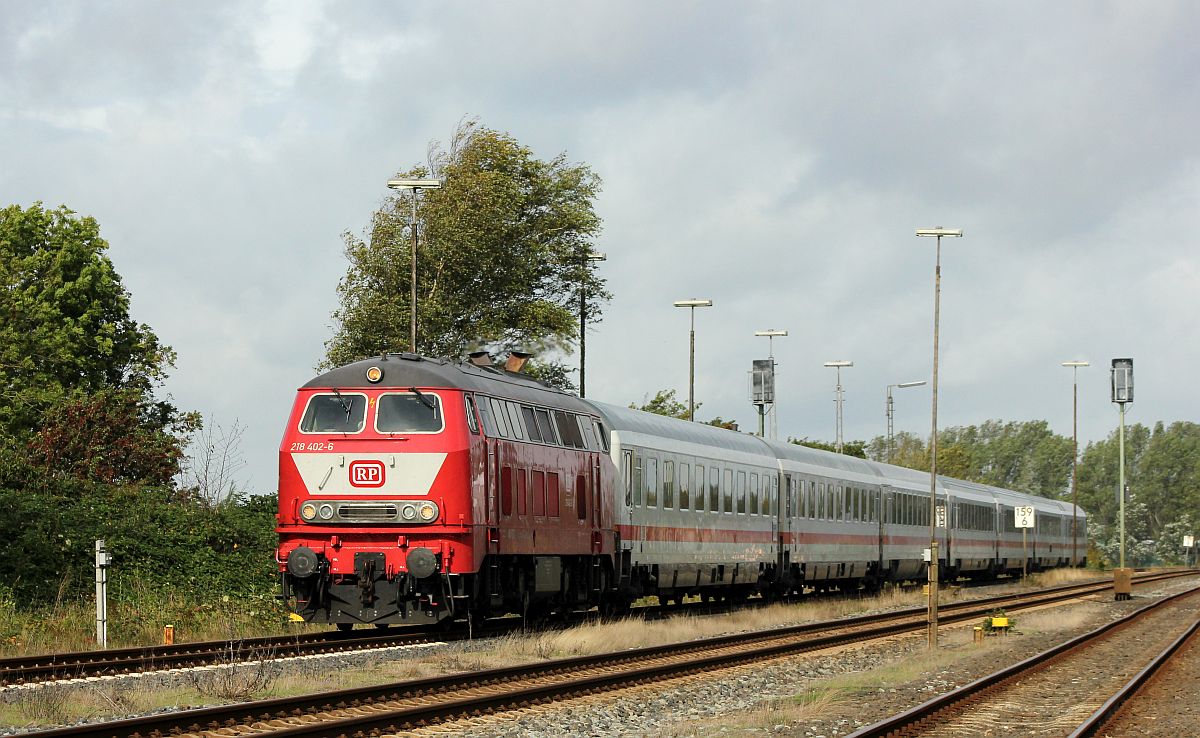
<box><xmin>886</xmin><ymin>381</ymin><xmax>926</xmax><ymax>463</ymax></box>
<box><xmin>823</xmin><ymin>361</ymin><xmax>853</xmax><ymax>453</ymax></box>
<box><xmin>755</xmin><ymin>330</ymin><xmax>788</xmax><ymax>438</ymax></box>
<box><xmin>386</xmin><ymin>177</ymin><xmax>443</xmax><ymax>354</ymax></box>
<box><xmin>578</xmin><ymin>251</ymin><xmax>607</xmax><ymax>397</ymax></box>
<box><xmin>674</xmin><ymin>299</ymin><xmax>713</xmax><ymax>422</ymax></box>
<box><xmin>1061</xmin><ymin>361</ymin><xmax>1089</xmax><ymax>566</ymax></box>
<box><xmin>916</xmin><ymin>226</ymin><xmax>963</xmax><ymax>650</ymax></box>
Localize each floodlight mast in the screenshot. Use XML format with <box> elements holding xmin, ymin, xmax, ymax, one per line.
<box><xmin>673</xmin><ymin>299</ymin><xmax>713</xmax><ymax>422</ymax></box>
<box><xmin>886</xmin><ymin>380</ymin><xmax>927</xmax><ymax>463</ymax></box>
<box><xmin>915</xmin><ymin>225</ymin><xmax>963</xmax><ymax>651</ymax></box>
<box><xmin>1061</xmin><ymin>361</ymin><xmax>1089</xmax><ymax>565</ymax></box>
<box><xmin>387</xmin><ymin>178</ymin><xmax>443</xmax><ymax>353</ymax></box>
<box><xmin>823</xmin><ymin>361</ymin><xmax>853</xmax><ymax>453</ymax></box>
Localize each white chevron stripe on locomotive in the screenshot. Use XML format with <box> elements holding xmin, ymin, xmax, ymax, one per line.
<box><xmin>290</xmin><ymin>452</ymin><xmax>447</xmax><ymax>496</ymax></box>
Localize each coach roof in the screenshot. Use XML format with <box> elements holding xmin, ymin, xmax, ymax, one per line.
<box><xmin>302</xmin><ymin>354</ymin><xmax>596</xmax><ymax>415</ymax></box>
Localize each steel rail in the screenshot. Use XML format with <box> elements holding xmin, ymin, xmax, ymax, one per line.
<box><xmin>1066</xmin><ymin>614</ymin><xmax>1200</xmax><ymax>738</ymax></box>
<box><xmin>23</xmin><ymin>571</ymin><xmax>1192</xmax><ymax>738</ymax></box>
<box><xmin>4</xmin><ymin>570</ymin><xmax>1189</xmax><ymax>688</ymax></box>
<box><xmin>845</xmin><ymin>584</ymin><xmax>1200</xmax><ymax>738</ymax></box>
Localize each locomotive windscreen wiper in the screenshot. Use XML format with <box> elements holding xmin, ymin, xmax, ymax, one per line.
<box><xmin>409</xmin><ymin>387</ymin><xmax>437</xmax><ymax>412</ymax></box>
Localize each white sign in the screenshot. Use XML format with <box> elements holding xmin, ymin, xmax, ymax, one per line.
<box><xmin>936</xmin><ymin>505</ymin><xmax>947</xmax><ymax>528</ymax></box>
<box><xmin>1014</xmin><ymin>506</ymin><xmax>1036</xmax><ymax>529</ymax></box>
<box><xmin>1185</xmin><ymin>535</ymin><xmax>1195</xmax><ymax>548</ymax></box>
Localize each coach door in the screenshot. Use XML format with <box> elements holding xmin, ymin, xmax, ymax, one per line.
<box><xmin>779</xmin><ymin>474</ymin><xmax>793</xmax><ymax>573</ymax></box>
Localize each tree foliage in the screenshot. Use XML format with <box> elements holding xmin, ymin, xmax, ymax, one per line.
<box><xmin>1077</xmin><ymin>421</ymin><xmax>1200</xmax><ymax>565</ymax></box>
<box><xmin>630</xmin><ymin>388</ymin><xmax>737</xmax><ymax>429</ymax></box>
<box><xmin>325</xmin><ymin>120</ymin><xmax>609</xmax><ymax>373</ymax></box>
<box><xmin>865</xmin><ymin>420</ymin><xmax>1073</xmax><ymax>499</ymax></box>
<box><xmin>788</xmin><ymin>437</ymin><xmax>868</xmax><ymax>459</ymax></box>
<box><xmin>0</xmin><ymin>203</ymin><xmax>177</xmax><ymax>436</ymax></box>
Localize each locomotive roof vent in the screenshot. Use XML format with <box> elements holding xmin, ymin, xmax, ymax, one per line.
<box><xmin>505</xmin><ymin>350</ymin><xmax>532</xmax><ymax>373</ymax></box>
<box><xmin>467</xmin><ymin>350</ymin><xmax>493</xmax><ymax>367</ymax></box>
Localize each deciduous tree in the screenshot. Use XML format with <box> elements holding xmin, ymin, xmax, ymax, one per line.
<box><xmin>325</xmin><ymin>120</ymin><xmax>609</xmax><ymax>377</ymax></box>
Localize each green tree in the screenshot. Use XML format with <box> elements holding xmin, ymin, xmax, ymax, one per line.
<box><xmin>325</xmin><ymin>120</ymin><xmax>609</xmax><ymax>373</ymax></box>
<box><xmin>629</xmin><ymin>388</ymin><xmax>739</xmax><ymax>429</ymax></box>
<box><xmin>0</xmin><ymin>203</ymin><xmax>177</xmax><ymax>436</ymax></box>
<box><xmin>788</xmin><ymin>437</ymin><xmax>868</xmax><ymax>459</ymax></box>
<box><xmin>630</xmin><ymin>389</ymin><xmax>692</xmax><ymax>420</ymax></box>
<box><xmin>1077</xmin><ymin>421</ymin><xmax>1200</xmax><ymax>564</ymax></box>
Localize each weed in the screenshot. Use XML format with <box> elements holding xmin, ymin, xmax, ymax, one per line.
<box><xmin>184</xmin><ymin>643</ymin><xmax>280</xmax><ymax>701</ymax></box>
<box><xmin>13</xmin><ymin>684</ymin><xmax>72</xmax><ymax>725</ymax></box>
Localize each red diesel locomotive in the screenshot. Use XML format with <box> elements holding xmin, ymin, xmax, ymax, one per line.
<box><xmin>276</xmin><ymin>352</ymin><xmax>616</xmax><ymax>628</ymax></box>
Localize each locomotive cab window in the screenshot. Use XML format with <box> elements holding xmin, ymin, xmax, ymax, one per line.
<box><xmin>376</xmin><ymin>392</ymin><xmax>444</xmax><ymax>433</ymax></box>
<box><xmin>299</xmin><ymin>393</ymin><xmax>367</xmax><ymax>434</ymax></box>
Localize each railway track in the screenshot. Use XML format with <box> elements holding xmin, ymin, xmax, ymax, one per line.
<box><xmin>1</xmin><ymin>571</ymin><xmax>1171</xmax><ymax>687</ymax></box>
<box><xmin>846</xmin><ymin>582</ymin><xmax>1200</xmax><ymax>737</ymax></box>
<box><xmin>19</xmin><ymin>570</ymin><xmax>1192</xmax><ymax>738</ymax></box>
<box><xmin>1068</xmin><ymin>606</ymin><xmax>1200</xmax><ymax>737</ymax></box>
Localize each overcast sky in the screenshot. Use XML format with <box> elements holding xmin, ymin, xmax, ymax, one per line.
<box><xmin>3</xmin><ymin>2</ymin><xmax>1197</xmax><ymax>493</ymax></box>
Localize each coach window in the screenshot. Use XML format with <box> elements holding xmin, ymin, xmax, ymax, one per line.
<box><xmin>489</xmin><ymin>398</ymin><xmax>510</xmax><ymax>438</ymax></box>
<box><xmin>520</xmin><ymin>406</ymin><xmax>543</xmax><ymax>442</ymax></box>
<box><xmin>547</xmin><ymin>472</ymin><xmax>560</xmax><ymax>517</ymax></box>
<box><xmin>693</xmin><ymin>465</ymin><xmax>704</xmax><ymax>510</ymax></box>
<box><xmin>517</xmin><ymin>469</ymin><xmax>528</xmax><ymax>516</ymax></box>
<box><xmin>631</xmin><ymin>451</ymin><xmax>643</xmax><ymax>506</ymax></box>
<box><xmin>646</xmin><ymin>457</ymin><xmax>659</xmax><ymax>508</ymax></box>
<box><xmin>299</xmin><ymin>393</ymin><xmax>367</xmax><ymax>434</ymax></box>
<box><xmin>534</xmin><ymin>409</ymin><xmax>558</xmax><ymax>445</ymax></box>
<box><xmin>749</xmin><ymin>473</ymin><xmax>759</xmax><ymax>516</ymax></box>
<box><xmin>464</xmin><ymin>396</ymin><xmax>479</xmax><ymax>434</ymax></box>
<box><xmin>709</xmin><ymin>466</ymin><xmax>720</xmax><ymax>512</ymax></box>
<box><xmin>767</xmin><ymin>476</ymin><xmax>777</xmax><ymax>516</ymax></box>
<box><xmin>663</xmin><ymin>460</ymin><xmax>675</xmax><ymax>509</ymax></box>
<box><xmin>377</xmin><ymin>392</ymin><xmax>443</xmax><ymax>434</ymax></box>
<box><xmin>505</xmin><ymin>402</ymin><xmax>525</xmax><ymax>440</ymax></box>
<box><xmin>817</xmin><ymin>483</ymin><xmax>826</xmax><ymax>519</ymax></box>
<box><xmin>737</xmin><ymin>471</ymin><xmax>747</xmax><ymax>514</ymax></box>
<box><xmin>723</xmin><ymin>469</ymin><xmax>733</xmax><ymax>513</ymax></box>
<box><xmin>679</xmin><ymin>463</ymin><xmax>691</xmax><ymax>510</ymax></box>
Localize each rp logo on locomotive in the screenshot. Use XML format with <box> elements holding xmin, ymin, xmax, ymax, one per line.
<box><xmin>348</xmin><ymin>459</ymin><xmax>386</xmax><ymax>488</ymax></box>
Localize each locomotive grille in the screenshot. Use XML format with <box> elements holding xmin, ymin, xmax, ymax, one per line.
<box><xmin>336</xmin><ymin>503</ymin><xmax>399</xmax><ymax>522</ymax></box>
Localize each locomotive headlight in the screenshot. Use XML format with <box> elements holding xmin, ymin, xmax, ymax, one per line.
<box><xmin>318</xmin><ymin>504</ymin><xmax>335</xmax><ymax>520</ymax></box>
<box><xmin>418</xmin><ymin>502</ymin><xmax>438</xmax><ymax>522</ymax></box>
<box><xmin>365</xmin><ymin>366</ymin><xmax>383</xmax><ymax>383</ymax></box>
<box><xmin>300</xmin><ymin>503</ymin><xmax>318</xmax><ymax>521</ymax></box>
<box><xmin>401</xmin><ymin>503</ymin><xmax>418</xmax><ymax>520</ymax></box>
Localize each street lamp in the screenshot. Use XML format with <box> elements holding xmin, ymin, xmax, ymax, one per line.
<box><xmin>823</xmin><ymin>361</ymin><xmax>853</xmax><ymax>453</ymax></box>
<box><xmin>755</xmin><ymin>330</ymin><xmax>788</xmax><ymax>438</ymax></box>
<box><xmin>387</xmin><ymin>177</ymin><xmax>443</xmax><ymax>354</ymax></box>
<box><xmin>674</xmin><ymin>299</ymin><xmax>713</xmax><ymax>422</ymax></box>
<box><xmin>886</xmin><ymin>380</ymin><xmax>926</xmax><ymax>463</ymax></box>
<box><xmin>578</xmin><ymin>251</ymin><xmax>607</xmax><ymax>398</ymax></box>
<box><xmin>916</xmin><ymin>225</ymin><xmax>963</xmax><ymax>650</ymax></box>
<box><xmin>1061</xmin><ymin>361</ymin><xmax>1089</xmax><ymax>566</ymax></box>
